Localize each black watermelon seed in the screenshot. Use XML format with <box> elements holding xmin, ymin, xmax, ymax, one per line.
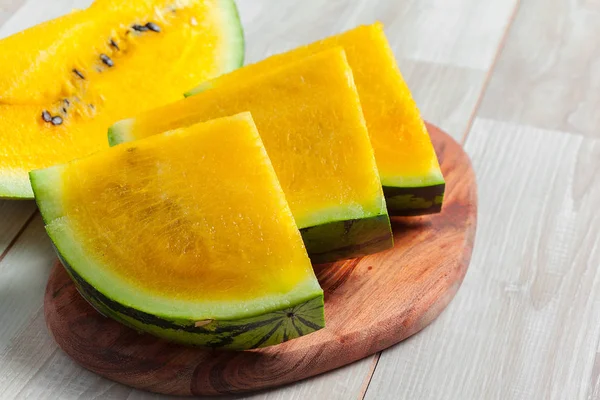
<box><xmin>132</xmin><ymin>24</ymin><xmax>149</xmax><ymax>32</ymax></box>
<box><xmin>100</xmin><ymin>54</ymin><xmax>114</xmax><ymax>67</ymax></box>
<box><xmin>51</xmin><ymin>116</ymin><xmax>63</xmax><ymax>126</ymax></box>
<box><xmin>63</xmin><ymin>99</ymin><xmax>70</xmax><ymax>105</ymax></box>
<box><xmin>61</xmin><ymin>107</ymin><xmax>67</xmax><ymax>113</ymax></box>
<box><xmin>41</xmin><ymin>110</ymin><xmax>52</xmax><ymax>122</ymax></box>
<box><xmin>110</xmin><ymin>39</ymin><xmax>120</xmax><ymax>50</ymax></box>
<box><xmin>73</xmin><ymin>69</ymin><xmax>85</xmax><ymax>79</ymax></box>
<box><xmin>145</xmin><ymin>22</ymin><xmax>161</xmax><ymax>32</ymax></box>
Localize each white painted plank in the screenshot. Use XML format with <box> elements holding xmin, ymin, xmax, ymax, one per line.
<box><xmin>0</xmin><ymin>0</ymin><xmax>26</xmax><ymax>27</ymax></box>
<box><xmin>0</xmin><ymin>216</ymin><xmax>55</xmax><ymax>354</ymax></box>
<box><xmin>479</xmin><ymin>0</ymin><xmax>600</xmax><ymax>138</ymax></box>
<box><xmin>365</xmin><ymin>119</ymin><xmax>600</xmax><ymax>400</ymax></box>
<box><xmin>383</xmin><ymin>0</ymin><xmax>519</xmax><ymax>70</ymax></box>
<box><xmin>3</xmin><ymin>329</ymin><xmax>132</xmax><ymax>400</ymax></box>
<box><xmin>588</xmin><ymin>347</ymin><xmax>600</xmax><ymax>400</ymax></box>
<box><xmin>0</xmin><ymin>307</ymin><xmax>142</xmax><ymax>400</ymax></box>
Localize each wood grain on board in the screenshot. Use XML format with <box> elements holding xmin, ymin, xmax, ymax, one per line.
<box><xmin>44</xmin><ymin>125</ymin><xmax>476</xmax><ymax>396</ymax></box>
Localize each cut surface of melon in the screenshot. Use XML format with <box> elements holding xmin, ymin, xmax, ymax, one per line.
<box><xmin>31</xmin><ymin>113</ymin><xmax>323</xmax><ymax>349</ymax></box>
<box><xmin>110</xmin><ymin>48</ymin><xmax>393</xmax><ymax>263</ymax></box>
<box><xmin>0</xmin><ymin>0</ymin><xmax>243</xmax><ymax>199</ymax></box>
<box><xmin>185</xmin><ymin>22</ymin><xmax>444</xmax><ymax>215</ymax></box>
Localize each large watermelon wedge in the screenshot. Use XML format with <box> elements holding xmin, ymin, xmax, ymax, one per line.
<box><xmin>30</xmin><ymin>113</ymin><xmax>324</xmax><ymax>350</ymax></box>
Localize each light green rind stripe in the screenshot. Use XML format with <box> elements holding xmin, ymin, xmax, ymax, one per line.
<box><xmin>219</xmin><ymin>0</ymin><xmax>245</xmax><ymax>73</ymax></box>
<box><xmin>59</xmin><ymin>253</ymin><xmax>324</xmax><ymax>350</ymax></box>
<box><xmin>0</xmin><ymin>171</ymin><xmax>34</xmax><ymax>199</ymax></box>
<box><xmin>184</xmin><ymin>79</ymin><xmax>214</xmax><ymax>97</ymax></box>
<box><xmin>178</xmin><ymin>0</ymin><xmax>243</xmax><ymax>100</ymax></box>
<box><xmin>107</xmin><ymin>119</ymin><xmax>135</xmax><ymax>146</ymax></box>
<box><xmin>29</xmin><ymin>166</ymin><xmax>66</xmax><ymax>221</ymax></box>
<box><xmin>295</xmin><ymin>197</ymin><xmax>387</xmax><ymax>232</ymax></box>
<box><xmin>380</xmin><ymin>168</ymin><xmax>445</xmax><ymax>188</ymax></box>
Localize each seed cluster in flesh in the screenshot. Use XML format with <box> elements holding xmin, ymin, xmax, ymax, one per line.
<box><xmin>40</xmin><ymin>21</ymin><xmax>163</xmax><ymax>127</ymax></box>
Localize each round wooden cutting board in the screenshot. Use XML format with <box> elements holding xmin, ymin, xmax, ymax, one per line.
<box><xmin>44</xmin><ymin>123</ymin><xmax>477</xmax><ymax>396</ymax></box>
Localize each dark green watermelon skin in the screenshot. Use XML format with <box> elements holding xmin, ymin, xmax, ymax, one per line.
<box><xmin>300</xmin><ymin>213</ymin><xmax>393</xmax><ymax>264</ymax></box>
<box><xmin>55</xmin><ymin>252</ymin><xmax>324</xmax><ymax>350</ymax></box>
<box><xmin>383</xmin><ymin>183</ymin><xmax>445</xmax><ymax>216</ymax></box>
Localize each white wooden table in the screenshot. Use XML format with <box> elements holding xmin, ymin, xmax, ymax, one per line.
<box><xmin>1</xmin><ymin>0</ymin><xmax>599</xmax><ymax>399</ymax></box>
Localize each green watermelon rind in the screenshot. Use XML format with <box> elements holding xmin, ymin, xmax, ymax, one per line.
<box><xmin>107</xmin><ymin>118</ymin><xmax>134</xmax><ymax>146</ymax></box>
<box><xmin>30</xmin><ymin>165</ymin><xmax>325</xmax><ymax>350</ymax></box>
<box><xmin>383</xmin><ymin>182</ymin><xmax>446</xmax><ymax>217</ymax></box>
<box><xmin>301</xmin><ymin>213</ymin><xmax>393</xmax><ymax>264</ymax></box>
<box><xmin>183</xmin><ymin>75</ymin><xmax>219</xmax><ymax>97</ymax></box>
<box><xmin>220</xmin><ymin>0</ymin><xmax>245</xmax><ymax>74</ymax></box>
<box><xmin>61</xmin><ymin>250</ymin><xmax>324</xmax><ymax>350</ymax></box>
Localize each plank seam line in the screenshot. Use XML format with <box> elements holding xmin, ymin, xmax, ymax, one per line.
<box><xmin>358</xmin><ymin>352</ymin><xmax>382</xmax><ymax>400</ymax></box>
<box><xmin>0</xmin><ymin>209</ymin><xmax>38</xmax><ymax>265</ymax></box>
<box><xmin>460</xmin><ymin>0</ymin><xmax>522</xmax><ymax>145</ymax></box>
